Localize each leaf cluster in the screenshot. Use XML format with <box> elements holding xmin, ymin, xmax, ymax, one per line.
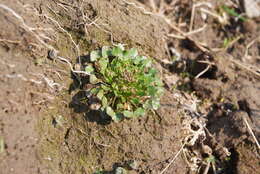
<box><xmin>85</xmin><ymin>44</ymin><xmax>164</xmax><ymax>122</ymax></box>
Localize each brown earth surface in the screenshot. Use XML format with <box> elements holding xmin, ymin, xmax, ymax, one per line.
<box><xmin>0</xmin><ymin>0</ymin><xmax>259</xmax><ymax>174</ymax></box>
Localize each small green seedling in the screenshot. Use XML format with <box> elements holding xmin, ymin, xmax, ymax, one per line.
<box><xmin>221</xmin><ymin>5</ymin><xmax>247</xmax><ymax>22</ymax></box>
<box><xmin>94</xmin><ymin>170</ymin><xmax>105</xmax><ymax>174</ymax></box>
<box><xmin>85</xmin><ymin>44</ymin><xmax>164</xmax><ymax>122</ymax></box>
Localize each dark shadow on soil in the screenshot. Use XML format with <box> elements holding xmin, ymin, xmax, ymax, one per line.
<box><xmin>206</xmin><ymin>103</ymin><xmax>249</xmax><ymax>147</ymax></box>
<box><xmin>84</xmin><ymin>110</ymin><xmax>111</xmax><ymax>125</ymax></box>
<box><xmin>68</xmin><ymin>55</ymin><xmax>112</xmax><ymax>125</ymax></box>
<box><xmin>69</xmin><ymin>90</ymin><xmax>89</xmax><ymax>113</ymax></box>
<box><xmin>69</xmin><ymin>89</ymin><xmax>112</xmax><ymax>125</ymax></box>
<box><xmin>224</xmin><ymin>148</ymin><xmax>239</xmax><ymax>174</ymax></box>
<box><xmin>69</xmin><ymin>55</ymin><xmax>91</xmax><ymax>93</ymax></box>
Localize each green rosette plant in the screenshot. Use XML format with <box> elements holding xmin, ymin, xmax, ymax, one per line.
<box><xmin>85</xmin><ymin>44</ymin><xmax>164</xmax><ymax>122</ymax></box>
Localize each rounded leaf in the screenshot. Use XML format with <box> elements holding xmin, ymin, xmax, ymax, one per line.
<box><xmin>112</xmin><ymin>46</ymin><xmax>123</xmax><ymax>57</ymax></box>
<box><xmin>85</xmin><ymin>65</ymin><xmax>94</xmax><ymax>74</ymax></box>
<box><xmin>90</xmin><ymin>87</ymin><xmax>99</xmax><ymax>95</ymax></box>
<box><xmin>152</xmin><ymin>99</ymin><xmax>160</xmax><ymax>110</ymax></box>
<box><xmin>90</xmin><ymin>50</ymin><xmax>101</xmax><ymax>62</ymax></box>
<box><xmin>106</xmin><ymin>106</ymin><xmax>115</xmax><ymax>117</ymax></box>
<box><xmin>106</xmin><ymin>107</ymin><xmax>122</xmax><ymax>122</ymax></box>
<box><xmin>102</xmin><ymin>46</ymin><xmax>110</xmax><ymax>58</ymax></box>
<box><xmin>98</xmin><ymin>57</ymin><xmax>108</xmax><ymax>73</ymax></box>
<box><xmin>89</xmin><ymin>74</ymin><xmax>99</xmax><ymax>84</ymax></box>
<box><xmin>115</xmin><ymin>167</ymin><xmax>127</xmax><ymax>174</ymax></box>
<box><xmin>97</xmin><ymin>89</ymin><xmax>104</xmax><ymax>100</ymax></box>
<box><xmin>116</xmin><ymin>43</ymin><xmax>125</xmax><ymax>50</ymax></box>
<box><xmin>123</xmin><ymin>110</ymin><xmax>134</xmax><ymax>118</ymax></box>
<box><xmin>101</xmin><ymin>96</ymin><xmax>108</xmax><ymax>107</ymax></box>
<box><xmin>124</xmin><ymin>48</ymin><xmax>138</xmax><ymax>58</ymax></box>
<box><xmin>134</xmin><ymin>108</ymin><xmax>145</xmax><ymax>116</ymax></box>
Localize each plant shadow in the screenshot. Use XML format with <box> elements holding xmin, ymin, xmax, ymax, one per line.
<box><xmin>68</xmin><ymin>55</ymin><xmax>111</xmax><ymax>125</ymax></box>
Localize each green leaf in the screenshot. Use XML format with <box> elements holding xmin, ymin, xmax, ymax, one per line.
<box><xmin>131</xmin><ymin>98</ymin><xmax>140</xmax><ymax>105</ymax></box>
<box><xmin>129</xmin><ymin>48</ymin><xmax>138</xmax><ymax>57</ymax></box>
<box><xmin>106</xmin><ymin>106</ymin><xmax>115</xmax><ymax>117</ymax></box>
<box><xmin>149</xmin><ymin>68</ymin><xmax>157</xmax><ymax>76</ymax></box>
<box><xmin>101</xmin><ymin>84</ymin><xmax>110</xmax><ymax>91</ymax></box>
<box><xmin>90</xmin><ymin>87</ymin><xmax>99</xmax><ymax>95</ymax></box>
<box><xmin>90</xmin><ymin>50</ymin><xmax>101</xmax><ymax>62</ymax></box>
<box><xmin>102</xmin><ymin>46</ymin><xmax>110</xmax><ymax>58</ymax></box>
<box><xmin>134</xmin><ymin>108</ymin><xmax>145</xmax><ymax>116</ymax></box>
<box><xmin>117</xmin><ymin>103</ymin><xmax>124</xmax><ymax>110</ymax></box>
<box><xmin>85</xmin><ymin>65</ymin><xmax>94</xmax><ymax>74</ymax></box>
<box><xmin>137</xmin><ymin>91</ymin><xmax>145</xmax><ymax>96</ymax></box>
<box><xmin>112</xmin><ymin>46</ymin><xmax>123</xmax><ymax>57</ymax></box>
<box><xmin>94</xmin><ymin>170</ymin><xmax>105</xmax><ymax>174</ymax></box>
<box><xmin>98</xmin><ymin>57</ymin><xmax>108</xmax><ymax>73</ymax></box>
<box><xmin>116</xmin><ymin>43</ymin><xmax>125</xmax><ymax>50</ymax></box>
<box><xmin>206</xmin><ymin>155</ymin><xmax>216</xmax><ymax>163</ymax></box>
<box><xmin>115</xmin><ymin>167</ymin><xmax>127</xmax><ymax>174</ymax></box>
<box><xmin>89</xmin><ymin>74</ymin><xmax>99</xmax><ymax>84</ymax></box>
<box><xmin>152</xmin><ymin>99</ymin><xmax>160</xmax><ymax>110</ymax></box>
<box><xmin>97</xmin><ymin>89</ymin><xmax>104</xmax><ymax>100</ymax></box>
<box><xmin>157</xmin><ymin>87</ymin><xmax>164</xmax><ymax>95</ymax></box>
<box><xmin>221</xmin><ymin>5</ymin><xmax>247</xmax><ymax>22</ymax></box>
<box><xmin>102</xmin><ymin>96</ymin><xmax>108</xmax><ymax>107</ymax></box>
<box><xmin>123</xmin><ymin>110</ymin><xmax>134</xmax><ymax>118</ymax></box>
<box><xmin>124</xmin><ymin>48</ymin><xmax>138</xmax><ymax>58</ymax></box>
<box><xmin>133</xmin><ymin>56</ymin><xmax>142</xmax><ymax>65</ymax></box>
<box><xmin>147</xmin><ymin>86</ymin><xmax>157</xmax><ymax>96</ymax></box>
<box><xmin>106</xmin><ymin>107</ymin><xmax>122</xmax><ymax>122</ymax></box>
<box><xmin>143</xmin><ymin>59</ymin><xmax>152</xmax><ymax>68</ymax></box>
<box><xmin>143</xmin><ymin>100</ymin><xmax>152</xmax><ymax>109</ymax></box>
<box><xmin>115</xmin><ymin>113</ymin><xmax>124</xmax><ymax>122</ymax></box>
<box><xmin>155</xmin><ymin>78</ymin><xmax>163</xmax><ymax>86</ymax></box>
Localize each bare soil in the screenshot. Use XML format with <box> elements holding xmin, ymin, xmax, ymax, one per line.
<box><xmin>0</xmin><ymin>0</ymin><xmax>259</xmax><ymax>174</ymax></box>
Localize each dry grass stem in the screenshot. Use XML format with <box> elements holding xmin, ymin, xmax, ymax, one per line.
<box><xmin>229</xmin><ymin>56</ymin><xmax>260</xmax><ymax>77</ymax></box>
<box><xmin>202</xmin><ymin>161</ymin><xmax>210</xmax><ymax>174</ymax></box>
<box><xmin>242</xmin><ymin>116</ymin><xmax>260</xmax><ymax>150</ymax></box>
<box><xmin>44</xmin><ymin>8</ymin><xmax>81</xmax><ymax>59</ymax></box>
<box><xmin>195</xmin><ymin>65</ymin><xmax>211</xmax><ymax>79</ymax></box>
<box><xmin>159</xmin><ymin>143</ymin><xmax>186</xmax><ymax>174</ymax></box>
<box><xmin>244</xmin><ymin>36</ymin><xmax>260</xmax><ymax>59</ymax></box>
<box><xmin>190</xmin><ymin>2</ymin><xmax>212</xmax><ymax>32</ymax></box>
<box><xmin>0</xmin><ymin>38</ymin><xmax>21</xmax><ymax>44</ymax></box>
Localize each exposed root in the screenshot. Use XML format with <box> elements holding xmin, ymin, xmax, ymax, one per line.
<box><xmin>0</xmin><ymin>4</ymin><xmax>54</xmax><ymax>50</ymax></box>
<box><xmin>159</xmin><ymin>143</ymin><xmax>186</xmax><ymax>174</ymax></box>
<box><xmin>2</xmin><ymin>73</ymin><xmax>42</xmax><ymax>85</ymax></box>
<box><xmin>44</xmin><ymin>7</ymin><xmax>81</xmax><ymax>59</ymax></box>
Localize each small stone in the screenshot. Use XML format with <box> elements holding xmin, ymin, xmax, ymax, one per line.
<box><xmin>202</xmin><ymin>145</ymin><xmax>212</xmax><ymax>155</ymax></box>
<box><xmin>242</xmin><ymin>19</ymin><xmax>257</xmax><ymax>33</ymax></box>
<box><xmin>47</xmin><ymin>49</ymin><xmax>59</xmax><ymax>60</ymax></box>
